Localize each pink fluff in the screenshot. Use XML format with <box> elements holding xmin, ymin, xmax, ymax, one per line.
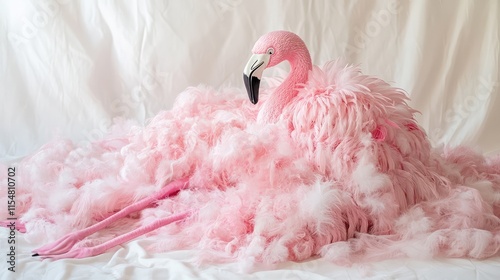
<box><xmin>1</xmin><ymin>31</ymin><xmax>499</xmax><ymax>266</ymax></box>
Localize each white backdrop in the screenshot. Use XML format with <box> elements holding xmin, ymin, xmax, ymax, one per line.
<box><xmin>1</xmin><ymin>1</ymin><xmax>500</xmax><ymax>279</ymax></box>
<box><xmin>0</xmin><ymin>0</ymin><xmax>499</xmax><ymax>162</ymax></box>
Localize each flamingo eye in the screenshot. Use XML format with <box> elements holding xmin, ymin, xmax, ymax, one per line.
<box><xmin>266</xmin><ymin>48</ymin><xmax>274</xmax><ymax>55</ymax></box>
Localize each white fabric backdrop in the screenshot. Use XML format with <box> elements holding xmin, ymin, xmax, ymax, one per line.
<box><xmin>1</xmin><ymin>0</ymin><xmax>499</xmax><ymax>162</ymax></box>
<box><xmin>1</xmin><ymin>1</ymin><xmax>500</xmax><ymax>279</ymax></box>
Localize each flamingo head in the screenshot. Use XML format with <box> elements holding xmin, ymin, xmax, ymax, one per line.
<box><xmin>243</xmin><ymin>31</ymin><xmax>309</xmax><ymax>104</ymax></box>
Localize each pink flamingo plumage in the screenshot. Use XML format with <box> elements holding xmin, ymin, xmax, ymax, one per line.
<box><xmin>4</xmin><ymin>31</ymin><xmax>500</xmax><ymax>264</ymax></box>
<box><xmin>30</xmin><ymin>31</ymin><xmax>318</xmax><ymax>260</ymax></box>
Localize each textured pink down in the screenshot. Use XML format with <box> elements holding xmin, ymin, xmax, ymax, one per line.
<box><xmin>1</xmin><ymin>31</ymin><xmax>500</xmax><ymax>265</ymax></box>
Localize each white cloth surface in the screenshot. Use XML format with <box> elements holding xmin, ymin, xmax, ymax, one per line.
<box><xmin>0</xmin><ymin>0</ymin><xmax>499</xmax><ymax>279</ymax></box>
<box><xmin>1</xmin><ymin>228</ymin><xmax>500</xmax><ymax>280</ymax></box>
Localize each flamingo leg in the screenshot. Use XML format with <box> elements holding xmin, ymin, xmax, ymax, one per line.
<box><xmin>39</xmin><ymin>210</ymin><xmax>191</xmax><ymax>260</ymax></box>
<box><xmin>32</xmin><ymin>178</ymin><xmax>189</xmax><ymax>256</ymax></box>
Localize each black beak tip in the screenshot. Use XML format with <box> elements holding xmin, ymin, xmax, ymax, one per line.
<box><xmin>32</xmin><ymin>253</ymin><xmax>39</xmax><ymax>257</ymax></box>
<box><xmin>243</xmin><ymin>73</ymin><xmax>260</xmax><ymax>105</ymax></box>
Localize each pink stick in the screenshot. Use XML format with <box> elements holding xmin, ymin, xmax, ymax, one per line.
<box><xmin>33</xmin><ymin>178</ymin><xmax>189</xmax><ymax>256</ymax></box>
<box><xmin>42</xmin><ymin>210</ymin><xmax>191</xmax><ymax>260</ymax></box>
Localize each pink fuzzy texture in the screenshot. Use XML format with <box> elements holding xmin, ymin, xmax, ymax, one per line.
<box><xmin>1</xmin><ymin>31</ymin><xmax>500</xmax><ymax>265</ymax></box>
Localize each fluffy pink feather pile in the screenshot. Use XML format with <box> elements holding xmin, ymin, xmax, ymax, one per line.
<box><xmin>2</xmin><ymin>59</ymin><xmax>500</xmax><ymax>266</ymax></box>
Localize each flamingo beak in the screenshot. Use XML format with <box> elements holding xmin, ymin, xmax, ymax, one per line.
<box><xmin>243</xmin><ymin>53</ymin><xmax>270</xmax><ymax>104</ymax></box>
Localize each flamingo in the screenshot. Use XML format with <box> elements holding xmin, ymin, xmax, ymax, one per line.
<box><xmin>243</xmin><ymin>31</ymin><xmax>450</xmax><ymax>234</ymax></box>
<box><xmin>4</xmin><ymin>31</ymin><xmax>500</xmax><ymax>264</ymax></box>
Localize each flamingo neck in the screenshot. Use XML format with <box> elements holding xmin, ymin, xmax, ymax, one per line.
<box><xmin>258</xmin><ymin>51</ymin><xmax>312</xmax><ymax>123</ymax></box>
